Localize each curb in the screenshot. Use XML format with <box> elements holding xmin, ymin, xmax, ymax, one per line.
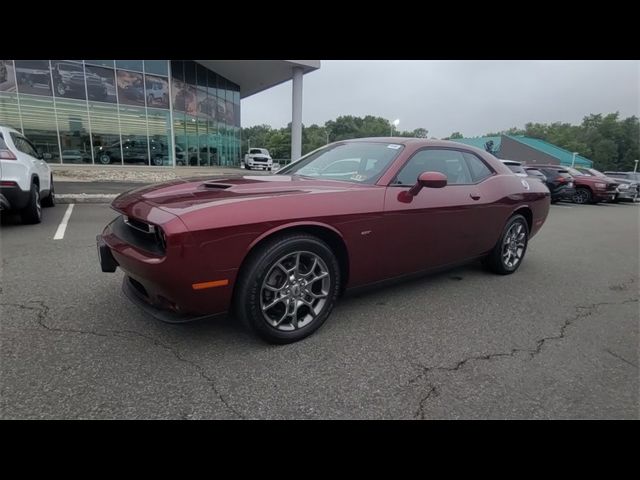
<box><xmin>56</xmin><ymin>194</ymin><xmax>118</xmax><ymax>204</ymax></box>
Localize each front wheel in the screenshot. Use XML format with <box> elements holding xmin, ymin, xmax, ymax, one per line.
<box><xmin>98</xmin><ymin>153</ymin><xmax>111</xmax><ymax>165</ymax></box>
<box><xmin>234</xmin><ymin>234</ymin><xmax>341</xmax><ymax>344</ymax></box>
<box><xmin>572</xmin><ymin>187</ymin><xmax>592</xmax><ymax>204</ymax></box>
<box><xmin>485</xmin><ymin>214</ymin><xmax>529</xmax><ymax>275</ymax></box>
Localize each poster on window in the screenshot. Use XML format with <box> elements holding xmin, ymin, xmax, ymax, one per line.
<box><xmin>116</xmin><ymin>70</ymin><xmax>145</xmax><ymax>107</ymax></box>
<box><xmin>15</xmin><ymin>60</ymin><xmax>52</xmax><ymax>96</ymax></box>
<box><xmin>144</xmin><ymin>75</ymin><xmax>169</xmax><ymax>109</ymax></box>
<box><xmin>185</xmin><ymin>85</ymin><xmax>197</xmax><ymax>115</ymax></box>
<box><xmin>51</xmin><ymin>60</ymin><xmax>86</xmax><ymax>100</ymax></box>
<box><xmin>85</xmin><ymin>65</ymin><xmax>117</xmax><ymax>103</ymax></box>
<box><xmin>0</xmin><ymin>60</ymin><xmax>16</xmax><ymax>92</ymax></box>
<box><xmin>172</xmin><ymin>78</ymin><xmax>185</xmax><ymax>112</ymax></box>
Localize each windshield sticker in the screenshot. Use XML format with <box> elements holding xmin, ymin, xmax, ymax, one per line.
<box><xmin>387</xmin><ymin>144</ymin><xmax>402</xmax><ymax>149</ymax></box>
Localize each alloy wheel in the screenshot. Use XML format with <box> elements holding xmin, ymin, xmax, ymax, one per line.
<box><xmin>502</xmin><ymin>222</ymin><xmax>526</xmax><ymax>268</ymax></box>
<box><xmin>260</xmin><ymin>251</ymin><xmax>331</xmax><ymax>331</ymax></box>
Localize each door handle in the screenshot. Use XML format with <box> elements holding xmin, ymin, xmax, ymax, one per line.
<box><xmin>470</xmin><ymin>193</ymin><xmax>481</xmax><ymax>200</ymax></box>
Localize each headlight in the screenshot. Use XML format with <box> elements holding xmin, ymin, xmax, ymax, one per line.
<box><xmin>595</xmin><ymin>182</ymin><xmax>607</xmax><ymax>189</ymax></box>
<box><xmin>618</xmin><ymin>183</ymin><xmax>629</xmax><ymax>190</ymax></box>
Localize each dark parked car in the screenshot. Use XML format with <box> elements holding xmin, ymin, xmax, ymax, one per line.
<box><xmin>533</xmin><ymin>165</ymin><xmax>618</xmax><ymax>204</ymax></box>
<box><xmin>524</xmin><ymin>167</ymin><xmax>547</xmax><ymax>183</ymax></box>
<box><xmin>525</xmin><ymin>166</ymin><xmax>575</xmax><ymax>203</ymax></box>
<box><xmin>95</xmin><ymin>139</ymin><xmax>167</xmax><ymax>166</ymax></box>
<box><xmin>97</xmin><ymin>138</ymin><xmax>550</xmax><ymax>344</ymax></box>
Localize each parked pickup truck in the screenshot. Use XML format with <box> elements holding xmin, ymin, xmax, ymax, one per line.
<box><xmin>244</xmin><ymin>148</ymin><xmax>273</xmax><ymax>171</ymax></box>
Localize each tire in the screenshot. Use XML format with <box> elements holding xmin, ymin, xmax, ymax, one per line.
<box><xmin>151</xmin><ymin>155</ymin><xmax>164</xmax><ymax>166</ymax></box>
<box><xmin>572</xmin><ymin>187</ymin><xmax>592</xmax><ymax>204</ymax></box>
<box><xmin>98</xmin><ymin>153</ymin><xmax>111</xmax><ymax>165</ymax></box>
<box><xmin>485</xmin><ymin>214</ymin><xmax>529</xmax><ymax>275</ymax></box>
<box><xmin>42</xmin><ymin>176</ymin><xmax>55</xmax><ymax>207</ymax></box>
<box><xmin>21</xmin><ymin>183</ymin><xmax>42</xmax><ymax>224</ymax></box>
<box><xmin>234</xmin><ymin>234</ymin><xmax>341</xmax><ymax>344</ymax></box>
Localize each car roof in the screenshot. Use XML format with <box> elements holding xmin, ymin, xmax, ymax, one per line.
<box><xmin>500</xmin><ymin>159</ymin><xmax>522</xmax><ymax>165</ymax></box>
<box><xmin>0</xmin><ymin>125</ymin><xmax>22</xmax><ymax>135</ymax></box>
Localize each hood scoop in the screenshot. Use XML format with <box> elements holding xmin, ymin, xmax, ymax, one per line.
<box><xmin>202</xmin><ymin>182</ymin><xmax>232</xmax><ymax>190</ymax></box>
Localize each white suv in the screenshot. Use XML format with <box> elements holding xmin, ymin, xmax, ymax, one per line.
<box><xmin>244</xmin><ymin>148</ymin><xmax>273</xmax><ymax>171</ymax></box>
<box><xmin>0</xmin><ymin>126</ymin><xmax>55</xmax><ymax>223</ymax></box>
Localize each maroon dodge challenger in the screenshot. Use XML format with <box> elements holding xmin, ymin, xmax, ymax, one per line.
<box><xmin>98</xmin><ymin>138</ymin><xmax>550</xmax><ymax>343</ymax></box>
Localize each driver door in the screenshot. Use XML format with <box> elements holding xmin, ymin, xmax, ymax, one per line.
<box><xmin>381</xmin><ymin>148</ymin><xmax>495</xmax><ymax>278</ymax></box>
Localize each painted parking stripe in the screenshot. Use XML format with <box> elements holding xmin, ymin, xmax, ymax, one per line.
<box><xmin>53</xmin><ymin>204</ymin><xmax>74</xmax><ymax>240</ymax></box>
<box><xmin>552</xmin><ymin>205</ymin><xmax>573</xmax><ymax>209</ymax></box>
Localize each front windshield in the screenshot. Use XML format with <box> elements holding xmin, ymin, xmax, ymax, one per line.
<box><xmin>278</xmin><ymin>142</ymin><xmax>404</xmax><ymax>184</ymax></box>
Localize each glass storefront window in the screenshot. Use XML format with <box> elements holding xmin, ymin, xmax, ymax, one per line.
<box><xmin>145</xmin><ymin>74</ymin><xmax>169</xmax><ymax>109</ymax></box>
<box><xmin>88</xmin><ymin>102</ymin><xmax>122</xmax><ymax>166</ymax></box>
<box><xmin>18</xmin><ymin>94</ymin><xmax>60</xmax><ymax>163</ymax></box>
<box><xmin>197</xmin><ymin>117</ymin><xmax>209</xmax><ymax>166</ymax></box>
<box><xmin>55</xmin><ymin>98</ymin><xmax>92</xmax><ymax>164</ymax></box>
<box><xmin>173</xmin><ymin>112</ymin><xmax>187</xmax><ymax>166</ymax></box>
<box><xmin>1</xmin><ymin>60</ymin><xmax>17</xmax><ymax>93</ymax></box>
<box><xmin>118</xmin><ymin>105</ymin><xmax>149</xmax><ymax>165</ymax></box>
<box><xmin>147</xmin><ymin>108</ymin><xmax>172</xmax><ymax>166</ymax></box>
<box><xmin>116</xmin><ymin>70</ymin><xmax>145</xmax><ymax>107</ymax></box>
<box><xmin>185</xmin><ymin>115</ymin><xmax>198</xmax><ymax>166</ymax></box>
<box><xmin>15</xmin><ymin>60</ymin><xmax>52</xmax><ymax>97</ymax></box>
<box><xmin>3</xmin><ymin>60</ymin><xmax>241</xmax><ymax>168</ymax></box>
<box><xmin>85</xmin><ymin>60</ymin><xmax>115</xmax><ymax>68</ymax></box>
<box><xmin>51</xmin><ymin>60</ymin><xmax>86</xmax><ymax>101</ymax></box>
<box><xmin>144</xmin><ymin>60</ymin><xmax>168</xmax><ymax>77</ymax></box>
<box><xmin>0</xmin><ymin>93</ymin><xmax>22</xmax><ymax>131</ymax></box>
<box><xmin>116</xmin><ymin>60</ymin><xmax>143</xmax><ymax>72</ymax></box>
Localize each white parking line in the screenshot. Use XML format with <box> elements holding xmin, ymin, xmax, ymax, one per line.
<box><xmin>53</xmin><ymin>204</ymin><xmax>74</xmax><ymax>240</ymax></box>
<box><xmin>552</xmin><ymin>205</ymin><xmax>573</xmax><ymax>209</ymax></box>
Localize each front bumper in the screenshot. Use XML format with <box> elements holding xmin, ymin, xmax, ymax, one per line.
<box><xmin>614</xmin><ymin>188</ymin><xmax>639</xmax><ymax>201</ymax></box>
<box><xmin>122</xmin><ymin>275</ymin><xmax>224</xmax><ymax>324</ymax></box>
<box><xmin>98</xmin><ymin>215</ymin><xmax>235</xmax><ymax>318</ymax></box>
<box><xmin>247</xmin><ymin>163</ymin><xmax>272</xmax><ymax>170</ymax></box>
<box><xmin>593</xmin><ymin>190</ymin><xmax>618</xmax><ymax>202</ymax></box>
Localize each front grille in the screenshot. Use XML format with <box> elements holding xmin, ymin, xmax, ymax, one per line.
<box><xmin>252</xmin><ymin>157</ymin><xmax>267</xmax><ymax>162</ymax></box>
<box><xmin>113</xmin><ymin>216</ymin><xmax>165</xmax><ymax>256</ymax></box>
<box><xmin>606</xmin><ymin>183</ymin><xmax>619</xmax><ymax>192</ymax></box>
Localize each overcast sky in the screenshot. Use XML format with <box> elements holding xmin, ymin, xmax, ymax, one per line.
<box><xmin>241</xmin><ymin>60</ymin><xmax>639</xmax><ymax>138</ymax></box>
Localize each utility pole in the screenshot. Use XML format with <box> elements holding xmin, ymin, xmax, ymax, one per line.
<box><xmin>571</xmin><ymin>152</ymin><xmax>578</xmax><ymax>167</ymax></box>
<box><xmin>634</xmin><ymin>159</ymin><xmax>638</xmax><ymax>173</ymax></box>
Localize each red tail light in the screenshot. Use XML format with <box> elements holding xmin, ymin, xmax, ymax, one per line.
<box><xmin>556</xmin><ymin>176</ymin><xmax>567</xmax><ymax>183</ymax></box>
<box><xmin>0</xmin><ymin>148</ymin><xmax>17</xmax><ymax>160</ymax></box>
<box><xmin>0</xmin><ymin>180</ymin><xmax>18</xmax><ymax>187</ymax></box>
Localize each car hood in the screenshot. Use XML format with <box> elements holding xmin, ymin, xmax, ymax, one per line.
<box><xmin>112</xmin><ymin>174</ymin><xmax>369</xmax><ymax>216</ymax></box>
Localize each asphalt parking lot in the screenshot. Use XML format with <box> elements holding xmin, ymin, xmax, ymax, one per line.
<box><xmin>1</xmin><ymin>201</ymin><xmax>638</xmax><ymax>419</ymax></box>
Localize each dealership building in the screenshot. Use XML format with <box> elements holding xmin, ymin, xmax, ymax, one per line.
<box><xmin>0</xmin><ymin>60</ymin><xmax>319</xmax><ymax>167</ymax></box>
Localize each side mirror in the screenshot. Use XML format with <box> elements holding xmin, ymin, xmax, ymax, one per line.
<box><xmin>408</xmin><ymin>171</ymin><xmax>447</xmax><ymax>195</ymax></box>
<box><xmin>398</xmin><ymin>171</ymin><xmax>447</xmax><ymax>203</ymax></box>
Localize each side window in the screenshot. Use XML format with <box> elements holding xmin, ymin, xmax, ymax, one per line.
<box><xmin>10</xmin><ymin>133</ymin><xmax>37</xmax><ymax>157</ymax></box>
<box><xmin>463</xmin><ymin>152</ymin><xmax>493</xmax><ymax>182</ymax></box>
<box><xmin>395</xmin><ymin>149</ymin><xmax>472</xmax><ymax>185</ymax></box>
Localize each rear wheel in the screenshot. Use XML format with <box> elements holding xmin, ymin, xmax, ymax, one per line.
<box><xmin>42</xmin><ymin>176</ymin><xmax>55</xmax><ymax>207</ymax></box>
<box><xmin>21</xmin><ymin>183</ymin><xmax>42</xmax><ymax>224</ymax></box>
<box><xmin>98</xmin><ymin>153</ymin><xmax>111</xmax><ymax>165</ymax></box>
<box><xmin>485</xmin><ymin>214</ymin><xmax>529</xmax><ymax>275</ymax></box>
<box><xmin>234</xmin><ymin>234</ymin><xmax>341</xmax><ymax>344</ymax></box>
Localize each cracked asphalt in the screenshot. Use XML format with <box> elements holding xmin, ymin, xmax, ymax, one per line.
<box><xmin>1</xmin><ymin>201</ymin><xmax>638</xmax><ymax>419</ymax></box>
